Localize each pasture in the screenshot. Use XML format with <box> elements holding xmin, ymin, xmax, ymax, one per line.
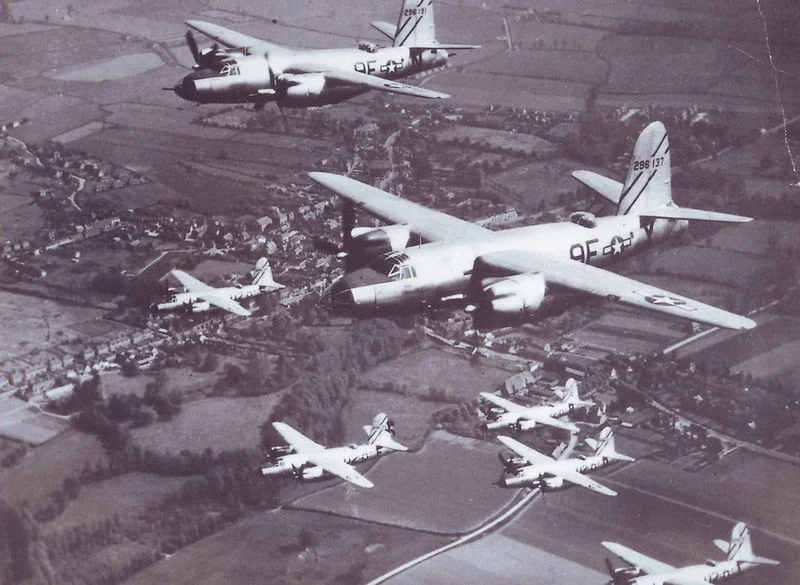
<box><xmin>360</xmin><ymin>347</ymin><xmax>512</xmax><ymax>401</ymax></box>
<box><xmin>291</xmin><ymin>431</ymin><xmax>519</xmax><ymax>534</ymax></box>
<box><xmin>125</xmin><ymin>507</ymin><xmax>448</xmax><ymax>585</ymax></box>
<box><xmin>130</xmin><ymin>393</ymin><xmax>283</xmax><ymax>453</ymax></box>
<box><xmin>0</xmin><ymin>429</ymin><xmax>106</xmax><ymax>507</ymax></box>
<box><xmin>436</xmin><ymin>125</ymin><xmax>558</xmax><ymax>158</ymax></box>
<box><xmin>46</xmin><ymin>472</ymin><xmax>188</xmax><ymax>532</ymax></box>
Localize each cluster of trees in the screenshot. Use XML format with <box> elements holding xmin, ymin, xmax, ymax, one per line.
<box><xmin>262</xmin><ymin>319</ymin><xmax>405</xmax><ymax>447</ymax></box>
<box><xmin>1</xmin><ymin>442</ymin><xmax>27</xmax><ymax>469</ymax></box>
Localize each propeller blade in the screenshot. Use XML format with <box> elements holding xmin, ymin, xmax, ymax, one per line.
<box><xmin>605</xmin><ymin>557</ymin><xmax>616</xmax><ymax>577</ymax></box>
<box><xmin>185</xmin><ymin>30</ymin><xmax>200</xmax><ymax>63</ymax></box>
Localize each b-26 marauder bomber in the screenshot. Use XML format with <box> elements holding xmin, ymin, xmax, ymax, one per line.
<box><xmin>170</xmin><ymin>0</ymin><xmax>478</xmax><ymax>108</ymax></box>
<box><xmin>603</xmin><ymin>522</ymin><xmax>779</xmax><ymax>585</ymax></box>
<box><xmin>310</xmin><ymin>121</ymin><xmax>756</xmax><ymax>331</ymax></box>
<box><xmin>480</xmin><ymin>378</ymin><xmax>593</xmax><ymax>433</ymax></box>
<box><xmin>260</xmin><ymin>413</ymin><xmax>407</xmax><ymax>488</ymax></box>
<box><xmin>155</xmin><ymin>257</ymin><xmax>283</xmax><ymax>317</ymax></box>
<box><xmin>497</xmin><ymin>427</ymin><xmax>634</xmax><ymax>495</ymax></box>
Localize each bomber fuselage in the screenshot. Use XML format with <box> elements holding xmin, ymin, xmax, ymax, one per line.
<box><xmin>323</xmin><ymin>214</ymin><xmax>687</xmax><ymax>317</ymax></box>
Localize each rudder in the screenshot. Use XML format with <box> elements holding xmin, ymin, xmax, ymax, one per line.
<box><xmin>618</xmin><ymin>121</ymin><xmax>672</xmax><ymax>215</ymax></box>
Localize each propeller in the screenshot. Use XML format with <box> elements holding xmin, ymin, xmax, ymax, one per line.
<box><xmin>185</xmin><ymin>30</ymin><xmax>200</xmax><ymax>65</ymax></box>
<box><xmin>497</xmin><ymin>452</ymin><xmax>518</xmax><ymax>473</ymax></box>
<box><xmin>604</xmin><ymin>557</ymin><xmax>632</xmax><ymax>585</ymax></box>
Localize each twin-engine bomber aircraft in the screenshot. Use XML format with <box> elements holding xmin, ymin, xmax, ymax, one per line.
<box><xmin>155</xmin><ymin>258</ymin><xmax>283</xmax><ymax>317</ymax></box>
<box><xmin>480</xmin><ymin>378</ymin><xmax>592</xmax><ymax>433</ymax></box>
<box><xmin>171</xmin><ymin>0</ymin><xmax>478</xmax><ymax>108</ymax></box>
<box><xmin>310</xmin><ymin>121</ymin><xmax>756</xmax><ymax>331</ymax></box>
<box><xmin>603</xmin><ymin>522</ymin><xmax>779</xmax><ymax>585</ymax></box>
<box><xmin>260</xmin><ymin>413</ymin><xmax>407</xmax><ymax>488</ymax></box>
<box><xmin>497</xmin><ymin>427</ymin><xmax>634</xmax><ymax>494</ymax></box>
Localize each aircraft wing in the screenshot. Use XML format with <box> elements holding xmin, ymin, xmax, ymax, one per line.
<box><xmin>478</xmin><ymin>251</ymin><xmax>756</xmax><ymax>330</ymax></box>
<box><xmin>308</xmin><ymin>172</ymin><xmax>491</xmax><ymax>243</ymax></box>
<box><xmin>286</xmin><ymin>64</ymin><xmax>448</xmax><ymax>100</ymax></box>
<box><xmin>305</xmin><ymin>454</ymin><xmax>374</xmax><ymax>488</ymax></box>
<box><xmin>186</xmin><ymin>20</ymin><xmax>287</xmax><ymax>53</ymax></box>
<box><xmin>602</xmin><ymin>542</ymin><xmax>676</xmax><ymax>575</ymax></box>
<box><xmin>534</xmin><ymin>415</ymin><xmax>579</xmax><ymax>433</ymax></box>
<box><xmin>557</xmin><ymin>469</ymin><xmax>617</xmax><ymax>496</ymax></box>
<box><xmin>200</xmin><ymin>293</ymin><xmax>252</xmax><ymax>317</ymax></box>
<box><xmin>496</xmin><ymin>435</ymin><xmax>555</xmax><ymax>466</ymax></box>
<box><xmin>479</xmin><ymin>392</ymin><xmax>526</xmax><ymax>413</ymax></box>
<box><xmin>171</xmin><ymin>269</ymin><xmax>214</xmax><ymax>293</ymax></box>
<box><xmin>662</xmin><ymin>579</ymin><xmax>710</xmax><ymax>585</ymax></box>
<box><xmin>272</xmin><ymin>422</ymin><xmax>325</xmax><ymax>453</ymax></box>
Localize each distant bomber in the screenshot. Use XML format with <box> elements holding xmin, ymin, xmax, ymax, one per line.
<box><xmin>154</xmin><ymin>257</ymin><xmax>282</xmax><ymax>316</ymax></box>
<box><xmin>480</xmin><ymin>378</ymin><xmax>593</xmax><ymax>433</ymax></box>
<box><xmin>603</xmin><ymin>522</ymin><xmax>779</xmax><ymax>585</ymax></box>
<box><xmin>170</xmin><ymin>0</ymin><xmax>478</xmax><ymax>108</ymax></box>
<box><xmin>496</xmin><ymin>427</ymin><xmax>634</xmax><ymax>495</ymax></box>
<box><xmin>261</xmin><ymin>413</ymin><xmax>407</xmax><ymax>488</ymax></box>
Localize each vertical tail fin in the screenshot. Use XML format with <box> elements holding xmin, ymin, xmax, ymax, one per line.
<box><xmin>251</xmin><ymin>257</ymin><xmax>282</xmax><ymax>289</ymax></box>
<box><xmin>617</xmin><ymin>121</ymin><xmax>672</xmax><ymax>215</ymax></box>
<box><xmin>716</xmin><ymin>523</ymin><xmax>779</xmax><ymax>566</ymax></box>
<box><xmin>393</xmin><ymin>0</ymin><xmax>436</xmax><ymax>47</ymax></box>
<box><xmin>557</xmin><ymin>378</ymin><xmax>592</xmax><ymax>407</ymax></box>
<box><xmin>590</xmin><ymin>427</ymin><xmax>635</xmax><ymax>462</ymax></box>
<box><xmin>364</xmin><ymin>413</ymin><xmax>408</xmax><ymax>451</ymax></box>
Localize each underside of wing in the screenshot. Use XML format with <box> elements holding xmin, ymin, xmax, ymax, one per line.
<box><xmin>308</xmin><ymin>172</ymin><xmax>491</xmax><ymax>243</ymax></box>
<box><xmin>557</xmin><ymin>469</ymin><xmax>616</xmax><ymax>496</ymax></box>
<box><xmin>200</xmin><ymin>293</ymin><xmax>251</xmax><ymax>317</ymax></box>
<box><xmin>602</xmin><ymin>542</ymin><xmax>676</xmax><ymax>575</ymax></box>
<box><xmin>664</xmin><ymin>579</ymin><xmax>711</xmax><ymax>585</ymax></box>
<box><xmin>287</xmin><ymin>64</ymin><xmax>448</xmax><ymax>99</ymax></box>
<box><xmin>496</xmin><ymin>435</ymin><xmax>555</xmax><ymax>465</ymax></box>
<box><xmin>478</xmin><ymin>251</ymin><xmax>756</xmax><ymax>330</ymax></box>
<box><xmin>479</xmin><ymin>392</ymin><xmax>525</xmax><ymax>413</ymax></box>
<box><xmin>171</xmin><ymin>269</ymin><xmax>214</xmax><ymax>293</ymax></box>
<box><xmin>272</xmin><ymin>422</ymin><xmax>325</xmax><ymax>453</ymax></box>
<box><xmin>186</xmin><ymin>20</ymin><xmax>287</xmax><ymax>53</ymax></box>
<box><xmin>306</xmin><ymin>455</ymin><xmax>374</xmax><ymax>488</ymax></box>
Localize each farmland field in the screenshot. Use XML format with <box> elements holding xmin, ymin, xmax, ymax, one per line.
<box><xmin>688</xmin><ymin>317</ymin><xmax>800</xmax><ymax>372</ymax></box>
<box><xmin>291</xmin><ymin>431</ymin><xmax>520</xmax><ymax>534</ymax></box>
<box><xmin>436</xmin><ymin>125</ymin><xmax>558</xmax><ymax>157</ymax></box>
<box><xmin>125</xmin><ymin>507</ymin><xmax>449</xmax><ymax>585</ymax></box>
<box><xmin>0</xmin><ymin>429</ymin><xmax>106</xmax><ymax>506</ymax></box>
<box><xmin>647</xmin><ymin>245</ymin><xmax>774</xmax><ymax>289</ymax></box>
<box><xmin>130</xmin><ymin>393</ymin><xmax>283</xmax><ymax>453</ymax></box>
<box><xmin>731</xmin><ymin>339</ymin><xmax>800</xmax><ymax>380</ymax></box>
<box><xmin>360</xmin><ymin>347</ymin><xmax>512</xmax><ymax>401</ymax></box>
<box><xmin>46</xmin><ymin>472</ymin><xmax>188</xmax><ymax>531</ymax></box>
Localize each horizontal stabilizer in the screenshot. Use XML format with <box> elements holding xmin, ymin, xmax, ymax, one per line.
<box><xmin>371</xmin><ymin>20</ymin><xmax>396</xmax><ymax>39</ymax></box>
<box><xmin>713</xmin><ymin>539</ymin><xmax>729</xmax><ymax>554</ymax></box>
<box><xmin>571</xmin><ymin>170</ymin><xmax>622</xmax><ymax>205</ymax></box>
<box><xmin>411</xmin><ymin>43</ymin><xmax>481</xmax><ymax>50</ymax></box>
<box><xmin>747</xmin><ymin>555</ymin><xmax>780</xmax><ymax>566</ymax></box>
<box><xmin>639</xmin><ymin>206</ymin><xmax>752</xmax><ymax>223</ymax></box>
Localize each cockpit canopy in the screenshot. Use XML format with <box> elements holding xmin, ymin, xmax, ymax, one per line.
<box><xmin>369</xmin><ymin>252</ymin><xmax>417</xmax><ymax>281</ymax></box>
<box><xmin>217</xmin><ymin>58</ymin><xmax>240</xmax><ymax>76</ymax></box>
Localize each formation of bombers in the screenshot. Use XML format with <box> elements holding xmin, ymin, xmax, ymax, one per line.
<box><xmin>158</xmin><ymin>0</ymin><xmax>780</xmax><ymax>581</ymax></box>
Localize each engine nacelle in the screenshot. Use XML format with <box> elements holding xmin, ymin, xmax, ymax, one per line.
<box><xmin>516</xmin><ymin>420</ymin><xmax>538</xmax><ymax>432</ymax></box>
<box><xmin>268</xmin><ymin>445</ymin><xmax>292</xmax><ymax>461</ymax></box>
<box><xmin>281</xmin><ymin>73</ymin><xmax>327</xmax><ymax>99</ymax></box>
<box><xmin>540</xmin><ymin>476</ymin><xmax>564</xmax><ymax>490</ymax></box>
<box><xmin>190</xmin><ymin>301</ymin><xmax>211</xmax><ymax>313</ymax></box>
<box><xmin>299</xmin><ymin>466</ymin><xmax>325</xmax><ymax>481</ymax></box>
<box><xmin>350</xmin><ymin>224</ymin><xmax>411</xmax><ymax>257</ymax></box>
<box><xmin>480</xmin><ymin>273</ymin><xmax>546</xmax><ymax>315</ymax></box>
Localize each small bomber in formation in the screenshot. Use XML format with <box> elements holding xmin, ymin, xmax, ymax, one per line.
<box><xmin>170</xmin><ymin>0</ymin><xmax>477</xmax><ymax>108</ymax></box>
<box><xmin>155</xmin><ymin>258</ymin><xmax>283</xmax><ymax>316</ymax></box>
<box><xmin>603</xmin><ymin>522</ymin><xmax>779</xmax><ymax>585</ymax></box>
<box><xmin>260</xmin><ymin>413</ymin><xmax>407</xmax><ymax>488</ymax></box>
<box><xmin>496</xmin><ymin>427</ymin><xmax>634</xmax><ymax>495</ymax></box>
<box><xmin>310</xmin><ymin>122</ymin><xmax>756</xmax><ymax>332</ymax></box>
<box><xmin>480</xmin><ymin>377</ymin><xmax>593</xmax><ymax>433</ymax></box>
